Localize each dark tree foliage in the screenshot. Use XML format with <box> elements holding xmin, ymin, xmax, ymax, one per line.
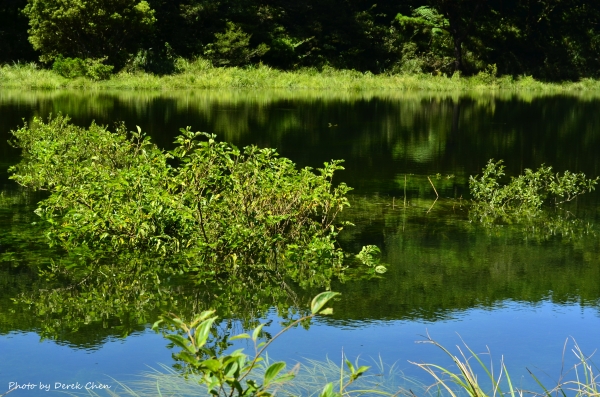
<box><xmin>3</xmin><ymin>0</ymin><xmax>600</xmax><ymax>79</ymax></box>
<box><xmin>0</xmin><ymin>0</ymin><xmax>38</xmax><ymax>63</ymax></box>
<box><xmin>508</xmin><ymin>0</ymin><xmax>600</xmax><ymax>80</ymax></box>
<box><xmin>424</xmin><ymin>0</ymin><xmax>490</xmax><ymax>73</ymax></box>
<box><xmin>23</xmin><ymin>0</ymin><xmax>156</xmax><ymax>68</ymax></box>
<box><xmin>472</xmin><ymin>0</ymin><xmax>600</xmax><ymax>79</ymax></box>
<box><xmin>146</xmin><ymin>0</ymin><xmax>220</xmax><ymax>59</ymax></box>
<box><xmin>261</xmin><ymin>0</ymin><xmax>401</xmax><ymax>71</ymax></box>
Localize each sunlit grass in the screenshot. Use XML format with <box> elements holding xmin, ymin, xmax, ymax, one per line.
<box><xmin>70</xmin><ymin>358</ymin><xmax>425</xmax><ymax>397</ymax></box>
<box><xmin>412</xmin><ymin>335</ymin><xmax>600</xmax><ymax>397</ymax></box>
<box><xmin>4</xmin><ymin>60</ymin><xmax>600</xmax><ymax>92</ymax></box>
<box><xmin>45</xmin><ymin>336</ymin><xmax>600</xmax><ymax>397</ymax></box>
<box><xmin>276</xmin><ymin>356</ymin><xmax>424</xmax><ymax>396</ymax></box>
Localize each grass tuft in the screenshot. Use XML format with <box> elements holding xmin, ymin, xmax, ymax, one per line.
<box><xmin>412</xmin><ymin>334</ymin><xmax>600</xmax><ymax>397</ymax></box>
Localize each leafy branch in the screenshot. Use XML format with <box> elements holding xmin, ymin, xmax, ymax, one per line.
<box><xmin>152</xmin><ymin>292</ymin><xmax>341</xmax><ymax>397</ymax></box>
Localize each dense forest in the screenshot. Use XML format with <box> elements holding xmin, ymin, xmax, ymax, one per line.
<box><xmin>1</xmin><ymin>0</ymin><xmax>600</xmax><ymax>80</ymax></box>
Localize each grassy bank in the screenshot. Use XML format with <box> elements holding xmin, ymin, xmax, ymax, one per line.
<box><xmin>4</xmin><ymin>60</ymin><xmax>600</xmax><ymax>91</ymax></box>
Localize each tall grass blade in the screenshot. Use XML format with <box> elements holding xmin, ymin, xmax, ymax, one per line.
<box><xmin>527</xmin><ymin>368</ymin><xmax>557</xmax><ymax>397</ymax></box>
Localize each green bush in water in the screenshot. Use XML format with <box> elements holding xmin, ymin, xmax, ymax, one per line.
<box><xmin>8</xmin><ymin>115</ymin><xmax>362</xmax><ymax>273</ymax></box>
<box><xmin>469</xmin><ymin>159</ymin><xmax>599</xmax><ymax>222</ymax></box>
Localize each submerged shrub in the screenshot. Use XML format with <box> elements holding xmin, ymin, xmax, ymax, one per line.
<box><xmin>469</xmin><ymin>159</ymin><xmax>598</xmax><ymax>221</ymax></box>
<box><xmin>9</xmin><ymin>115</ymin><xmax>358</xmax><ymax>274</ymax></box>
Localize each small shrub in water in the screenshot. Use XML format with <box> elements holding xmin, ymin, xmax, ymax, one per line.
<box><xmin>9</xmin><ymin>115</ymin><xmax>358</xmax><ymax>274</ymax></box>
<box><xmin>469</xmin><ymin>159</ymin><xmax>598</xmax><ymax>220</ymax></box>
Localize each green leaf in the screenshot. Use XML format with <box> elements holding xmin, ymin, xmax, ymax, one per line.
<box><xmin>201</xmin><ymin>358</ymin><xmax>222</xmax><ymax>373</ymax></box>
<box><xmin>178</xmin><ymin>351</ymin><xmax>200</xmax><ymax>366</ymax></box>
<box><xmin>375</xmin><ymin>265</ymin><xmax>387</xmax><ymax>274</ymax></box>
<box><xmin>311</xmin><ymin>291</ymin><xmax>340</xmax><ymax>315</ymax></box>
<box><xmin>168</xmin><ymin>317</ymin><xmax>186</xmax><ymax>329</ymax></box>
<box><xmin>165</xmin><ymin>334</ymin><xmax>195</xmax><ymax>354</ymax></box>
<box><xmin>151</xmin><ymin>319</ymin><xmax>163</xmax><ymax>331</ymax></box>
<box><xmin>350</xmin><ymin>365</ymin><xmax>370</xmax><ymax>381</ymax></box>
<box><xmin>320</xmin><ymin>382</ymin><xmax>335</xmax><ymax>397</ymax></box>
<box><xmin>345</xmin><ymin>358</ymin><xmax>355</xmax><ymax>373</ymax></box>
<box><xmin>272</xmin><ymin>373</ymin><xmax>295</xmax><ymax>384</ymax></box>
<box><xmin>195</xmin><ymin>316</ymin><xmax>217</xmax><ymax>348</ymax></box>
<box><xmin>229</xmin><ymin>333</ymin><xmax>251</xmax><ymax>341</ymax></box>
<box><xmin>197</xmin><ymin>310</ymin><xmax>217</xmax><ymax>321</ymax></box>
<box><xmin>252</xmin><ymin>323</ymin><xmax>265</xmax><ymax>342</ymax></box>
<box><xmin>224</xmin><ymin>361</ymin><xmax>240</xmax><ymax>378</ymax></box>
<box><xmin>264</xmin><ymin>362</ymin><xmax>286</xmax><ymax>384</ymax></box>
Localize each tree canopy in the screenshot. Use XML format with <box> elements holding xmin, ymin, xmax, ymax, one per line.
<box><xmin>1</xmin><ymin>0</ymin><xmax>599</xmax><ymax>80</ymax></box>
<box><xmin>23</xmin><ymin>0</ymin><xmax>155</xmax><ymax>67</ymax></box>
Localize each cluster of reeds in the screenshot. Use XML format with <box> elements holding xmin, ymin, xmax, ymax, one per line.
<box><xmin>412</xmin><ymin>334</ymin><xmax>599</xmax><ymax>397</ymax></box>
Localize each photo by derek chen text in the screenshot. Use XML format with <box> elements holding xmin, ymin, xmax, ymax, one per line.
<box><xmin>7</xmin><ymin>381</ymin><xmax>112</xmax><ymax>392</ymax></box>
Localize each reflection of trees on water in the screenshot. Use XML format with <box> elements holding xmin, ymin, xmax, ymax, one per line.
<box><xmin>333</xmin><ymin>193</ymin><xmax>600</xmax><ymax>323</ymax></box>
<box><xmin>1</xmin><ymin>182</ymin><xmax>600</xmax><ymax>348</ymax></box>
<box><xmin>0</xmin><ymin>247</ymin><xmax>313</xmax><ymax>348</ymax></box>
<box><xmin>3</xmin><ymin>92</ymin><xmax>600</xmax><ymax>190</ymax></box>
<box><xmin>2</xmin><ymin>91</ymin><xmax>600</xmax><ymax>346</ymax></box>
<box><xmin>0</xmin><ymin>189</ymin><xmax>317</xmax><ymax>349</ymax></box>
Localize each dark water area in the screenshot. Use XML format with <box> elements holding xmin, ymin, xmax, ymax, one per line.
<box><xmin>1</xmin><ymin>90</ymin><xmax>600</xmax><ymax>395</ymax></box>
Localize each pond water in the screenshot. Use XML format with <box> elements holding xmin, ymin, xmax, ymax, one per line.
<box><xmin>1</xmin><ymin>90</ymin><xmax>600</xmax><ymax>396</ymax></box>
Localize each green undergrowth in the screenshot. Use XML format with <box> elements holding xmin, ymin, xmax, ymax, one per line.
<box><xmin>4</xmin><ymin>61</ymin><xmax>600</xmax><ymax>91</ymax></box>
<box><xmin>8</xmin><ymin>115</ymin><xmax>383</xmax><ymax>277</ymax></box>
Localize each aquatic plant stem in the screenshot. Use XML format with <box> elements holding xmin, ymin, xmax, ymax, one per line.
<box><xmin>427</xmin><ymin>176</ymin><xmax>439</xmax><ymax>198</ymax></box>
<box><xmin>426</xmin><ymin>176</ymin><xmax>439</xmax><ymax>214</ymax></box>
<box><xmin>404</xmin><ymin>174</ymin><xmax>407</xmax><ymax>208</ymax></box>
<box><xmin>238</xmin><ymin>314</ymin><xmax>315</xmax><ymax>384</ymax></box>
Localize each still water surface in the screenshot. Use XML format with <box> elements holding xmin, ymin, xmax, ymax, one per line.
<box><xmin>1</xmin><ymin>90</ymin><xmax>600</xmax><ymax>395</ymax></box>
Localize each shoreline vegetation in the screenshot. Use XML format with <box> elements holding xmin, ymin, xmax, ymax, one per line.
<box><xmin>4</xmin><ymin>61</ymin><xmax>600</xmax><ymax>92</ymax></box>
